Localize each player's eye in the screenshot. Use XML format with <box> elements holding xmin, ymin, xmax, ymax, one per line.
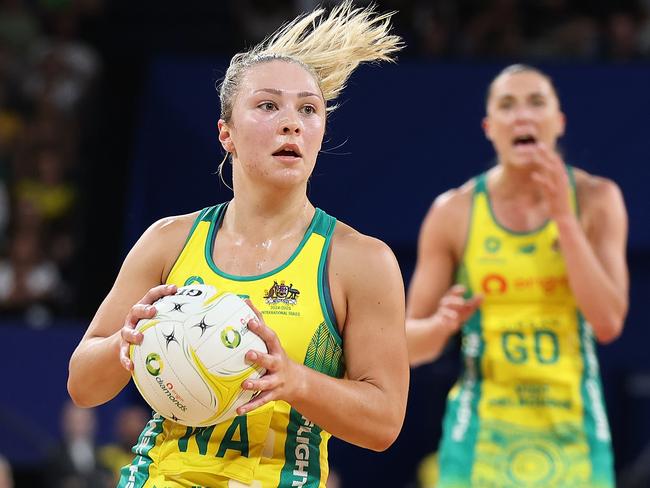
<box><xmin>301</xmin><ymin>105</ymin><xmax>316</xmax><ymax>115</ymax></box>
<box><xmin>498</xmin><ymin>99</ymin><xmax>514</xmax><ymax>110</ymax></box>
<box><xmin>530</xmin><ymin>97</ymin><xmax>546</xmax><ymax>107</ymax></box>
<box><xmin>258</xmin><ymin>102</ymin><xmax>277</xmax><ymax>111</ymax></box>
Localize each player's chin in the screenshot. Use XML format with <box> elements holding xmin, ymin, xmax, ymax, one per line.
<box><xmin>506</xmin><ymin>153</ymin><xmax>536</xmax><ymax>168</ymax></box>
<box><xmin>267</xmin><ymin>167</ymin><xmax>311</xmax><ymax>188</ymax></box>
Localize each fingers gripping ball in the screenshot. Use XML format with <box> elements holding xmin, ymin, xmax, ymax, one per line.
<box><xmin>129</xmin><ymin>284</ymin><xmax>267</xmax><ymax>426</ymax></box>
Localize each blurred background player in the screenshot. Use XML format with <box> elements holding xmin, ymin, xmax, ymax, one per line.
<box><xmin>406</xmin><ymin>64</ymin><xmax>629</xmax><ymax>487</ymax></box>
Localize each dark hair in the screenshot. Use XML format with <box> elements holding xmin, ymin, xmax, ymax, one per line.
<box><xmin>485</xmin><ymin>64</ymin><xmax>560</xmax><ymax>107</ymax></box>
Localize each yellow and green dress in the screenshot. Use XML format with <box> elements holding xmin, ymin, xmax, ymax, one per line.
<box><xmin>118</xmin><ymin>203</ymin><xmax>343</xmax><ymax>488</ymax></box>
<box><xmin>437</xmin><ymin>171</ymin><xmax>614</xmax><ymax>488</ymax></box>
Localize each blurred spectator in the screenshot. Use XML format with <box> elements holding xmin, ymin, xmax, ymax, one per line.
<box><xmin>98</xmin><ymin>404</ymin><xmax>149</xmax><ymax>484</ymax></box>
<box><xmin>520</xmin><ymin>0</ymin><xmax>597</xmax><ymax>59</ymax></box>
<box><xmin>233</xmin><ymin>0</ymin><xmax>296</xmax><ymax>44</ymax></box>
<box><xmin>0</xmin><ymin>171</ymin><xmax>8</xmax><ymax>244</ymax></box>
<box><xmin>0</xmin><ymin>0</ymin><xmax>40</xmax><ymax>57</ymax></box>
<box><xmin>606</xmin><ymin>10</ymin><xmax>642</xmax><ymax>60</ymax></box>
<box><xmin>0</xmin><ymin>455</ymin><xmax>13</xmax><ymax>488</ymax></box>
<box><xmin>15</xmin><ymin>97</ymin><xmax>79</xmax><ymax>177</ymax></box>
<box><xmin>45</xmin><ymin>401</ymin><xmax>112</xmax><ymax>488</ymax></box>
<box><xmin>460</xmin><ymin>0</ymin><xmax>524</xmax><ymax>58</ymax></box>
<box><xmin>412</xmin><ymin>1</ymin><xmax>457</xmax><ymax>58</ymax></box>
<box><xmin>22</xmin><ymin>8</ymin><xmax>100</xmax><ymax>115</ymax></box>
<box><xmin>14</xmin><ymin>145</ymin><xmax>78</xmax><ymax>294</ymax></box>
<box><xmin>15</xmin><ymin>145</ymin><xmax>76</xmax><ymax>224</ymax></box>
<box><xmin>639</xmin><ymin>0</ymin><xmax>650</xmax><ymax>54</ymax></box>
<box><xmin>0</xmin><ymin>228</ymin><xmax>63</xmax><ymax>323</ymax></box>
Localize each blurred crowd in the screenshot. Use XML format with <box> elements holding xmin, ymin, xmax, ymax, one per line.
<box><xmin>1</xmin><ymin>401</ymin><xmax>150</xmax><ymax>488</ymax></box>
<box><xmin>0</xmin><ymin>0</ymin><xmax>101</xmax><ymax>326</ymax></box>
<box><xmin>246</xmin><ymin>0</ymin><xmax>650</xmax><ymax>60</ymax></box>
<box><xmin>1</xmin><ymin>399</ymin><xmax>346</xmax><ymax>488</ymax></box>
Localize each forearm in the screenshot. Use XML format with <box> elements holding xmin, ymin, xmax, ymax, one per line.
<box><xmin>67</xmin><ymin>332</ymin><xmax>131</xmax><ymax>407</ymax></box>
<box><xmin>556</xmin><ymin>216</ymin><xmax>627</xmax><ymax>342</ymax></box>
<box><xmin>290</xmin><ymin>365</ymin><xmax>406</xmax><ymax>451</ymax></box>
<box><xmin>406</xmin><ymin>317</ymin><xmax>451</xmax><ymax>366</ymax></box>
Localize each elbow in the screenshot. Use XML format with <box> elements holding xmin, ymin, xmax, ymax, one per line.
<box><xmin>67</xmin><ymin>379</ymin><xmax>84</xmax><ymax>407</ymax></box>
<box><xmin>366</xmin><ymin>409</ymin><xmax>405</xmax><ymax>452</ymax></box>
<box><xmin>593</xmin><ymin>315</ymin><xmax>625</xmax><ymax>345</ymax></box>
<box><xmin>588</xmin><ymin>298</ymin><xmax>628</xmax><ymax>345</ymax></box>
<box><xmin>67</xmin><ymin>359</ymin><xmax>96</xmax><ymax>408</ymax></box>
<box><xmin>67</xmin><ymin>373</ymin><xmax>91</xmax><ymax>408</ymax></box>
<box><xmin>367</xmin><ymin>424</ymin><xmax>402</xmax><ymax>452</ymax></box>
<box><xmin>67</xmin><ymin>381</ymin><xmax>101</xmax><ymax>408</ymax></box>
<box><xmin>594</xmin><ymin>323</ymin><xmax>623</xmax><ymax>345</ymax></box>
<box><xmin>408</xmin><ymin>349</ymin><xmax>438</xmax><ymax>368</ymax></box>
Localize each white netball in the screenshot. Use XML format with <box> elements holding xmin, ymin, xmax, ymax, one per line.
<box><xmin>129</xmin><ymin>284</ymin><xmax>267</xmax><ymax>427</ymax></box>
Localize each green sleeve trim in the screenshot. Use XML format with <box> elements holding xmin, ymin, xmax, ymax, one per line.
<box><xmin>475</xmin><ymin>171</ymin><xmax>488</xmax><ymax>194</ymax></box>
<box><xmin>312</xmin><ymin>207</ymin><xmax>330</xmax><ymax>236</ymax></box>
<box><xmin>566</xmin><ymin>165</ymin><xmax>581</xmax><ymax>217</ymax></box>
<box><xmin>316</xmin><ymin>210</ymin><xmax>341</xmax><ymax>346</ymax></box>
<box><xmin>456</xmin><ymin>176</ymin><xmax>480</xmax><ymax>283</ymax></box>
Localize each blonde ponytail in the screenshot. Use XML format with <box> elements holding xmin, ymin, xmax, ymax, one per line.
<box><xmin>218</xmin><ymin>1</ymin><xmax>403</xmax><ymax>121</ymax></box>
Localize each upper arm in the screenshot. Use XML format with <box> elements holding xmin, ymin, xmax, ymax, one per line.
<box><xmin>330</xmin><ymin>231</ymin><xmax>408</xmax><ymax>404</ymax></box>
<box><xmin>82</xmin><ymin>214</ymin><xmax>195</xmax><ymax>342</ymax></box>
<box><xmin>580</xmin><ymin>177</ymin><xmax>629</xmax><ymax>299</ymax></box>
<box><xmin>406</xmin><ymin>190</ymin><xmax>468</xmax><ymax>319</ymax></box>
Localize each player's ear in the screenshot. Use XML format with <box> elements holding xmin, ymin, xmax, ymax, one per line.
<box><xmin>218</xmin><ymin>119</ymin><xmax>235</xmax><ymax>153</ymax></box>
<box><xmin>482</xmin><ymin>116</ymin><xmax>493</xmax><ymax>141</ymax></box>
<box><xmin>556</xmin><ymin>111</ymin><xmax>566</xmax><ymax>138</ymax></box>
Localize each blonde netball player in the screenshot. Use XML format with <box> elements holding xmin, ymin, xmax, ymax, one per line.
<box><xmin>67</xmin><ymin>3</ymin><xmax>409</xmax><ymax>487</ymax></box>
<box><xmin>406</xmin><ymin>64</ymin><xmax>628</xmax><ymax>487</ymax></box>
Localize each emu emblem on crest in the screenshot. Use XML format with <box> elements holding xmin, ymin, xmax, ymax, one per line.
<box><xmin>264</xmin><ymin>280</ymin><xmax>300</xmax><ymax>305</ymax></box>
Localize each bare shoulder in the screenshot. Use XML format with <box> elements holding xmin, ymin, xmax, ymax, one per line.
<box><xmin>148</xmin><ymin>211</ymin><xmax>201</xmax><ymax>239</ymax></box>
<box><xmin>327</xmin><ymin>221</ymin><xmax>404</xmax><ymax>331</ymax></box>
<box><xmin>429</xmin><ymin>178</ymin><xmax>475</xmax><ymax>221</ymax></box>
<box><xmin>419</xmin><ymin>178</ymin><xmax>475</xmax><ymax>261</ymax></box>
<box><xmin>572</xmin><ymin>167</ymin><xmax>625</xmax><ymax>216</ymax></box>
<box><xmin>572</xmin><ymin>168</ymin><xmax>627</xmax><ymax>239</ymax></box>
<box><xmin>138</xmin><ymin>210</ymin><xmax>203</xmax><ymax>280</ymax></box>
<box><xmin>329</xmin><ymin>221</ymin><xmax>399</xmax><ymax>273</ymax></box>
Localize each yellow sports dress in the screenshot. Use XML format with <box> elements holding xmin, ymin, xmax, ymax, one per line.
<box><xmin>437</xmin><ymin>171</ymin><xmax>614</xmax><ymax>488</ymax></box>
<box><xmin>118</xmin><ymin>203</ymin><xmax>343</xmax><ymax>488</ymax></box>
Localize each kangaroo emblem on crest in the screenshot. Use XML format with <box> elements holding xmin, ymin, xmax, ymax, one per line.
<box><xmin>264</xmin><ymin>280</ymin><xmax>300</xmax><ymax>305</ymax></box>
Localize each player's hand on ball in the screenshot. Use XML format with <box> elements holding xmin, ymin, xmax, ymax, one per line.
<box><xmin>237</xmin><ymin>300</ymin><xmax>302</xmax><ymax>415</ymax></box>
<box><xmin>433</xmin><ymin>285</ymin><xmax>482</xmax><ymax>336</ymax></box>
<box><xmin>119</xmin><ymin>284</ymin><xmax>177</xmax><ymax>371</ymax></box>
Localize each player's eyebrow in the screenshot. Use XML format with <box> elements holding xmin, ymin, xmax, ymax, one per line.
<box><xmin>254</xmin><ymin>88</ymin><xmax>322</xmax><ymax>99</ymax></box>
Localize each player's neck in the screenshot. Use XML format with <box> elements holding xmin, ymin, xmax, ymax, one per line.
<box><xmin>225</xmin><ymin>191</ymin><xmax>315</xmax><ymax>241</ymax></box>
<box><xmin>490</xmin><ymin>164</ymin><xmax>544</xmax><ymax>203</ymax></box>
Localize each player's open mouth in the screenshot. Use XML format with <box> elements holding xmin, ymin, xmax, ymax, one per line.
<box><xmin>512</xmin><ymin>135</ymin><xmax>537</xmax><ymax>146</ymax></box>
<box><xmin>272</xmin><ymin>144</ymin><xmax>302</xmax><ymax>158</ymax></box>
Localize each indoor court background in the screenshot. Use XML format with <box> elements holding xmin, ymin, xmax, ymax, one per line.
<box><xmin>1</xmin><ymin>1</ymin><xmax>649</xmax><ymax>487</ymax></box>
